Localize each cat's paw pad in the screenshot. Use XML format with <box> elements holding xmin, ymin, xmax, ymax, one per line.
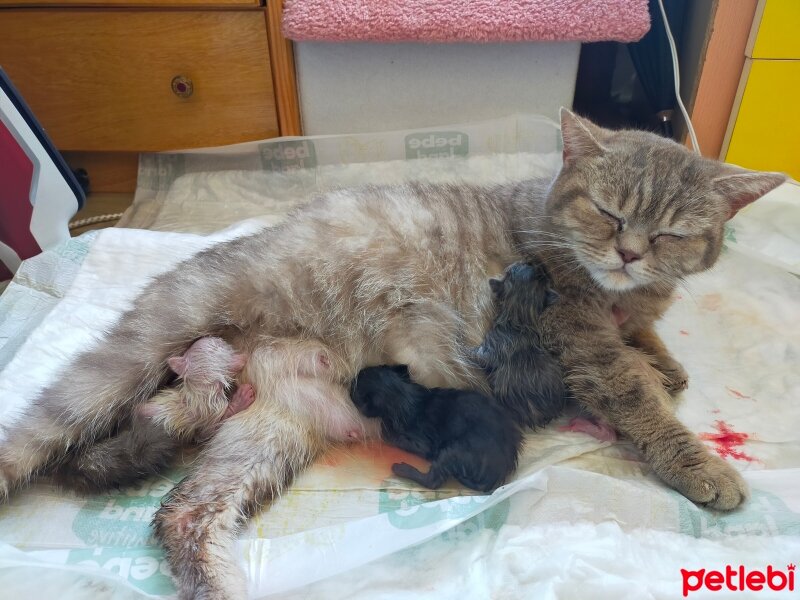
<box><xmin>675</xmin><ymin>455</ymin><xmax>748</xmax><ymax>511</ymax></box>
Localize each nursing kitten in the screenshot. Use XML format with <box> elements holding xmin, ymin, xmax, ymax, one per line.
<box><xmin>55</xmin><ymin>338</ymin><xmax>375</xmax><ymax>495</ymax></box>
<box><xmin>351</xmin><ymin>365</ymin><xmax>521</xmax><ymax>492</ymax></box>
<box><xmin>474</xmin><ymin>260</ymin><xmax>565</xmax><ymax>428</ymax></box>
<box><xmin>53</xmin><ymin>337</ymin><xmax>254</xmax><ymax>494</ymax></box>
<box><xmin>140</xmin><ymin>336</ymin><xmax>253</xmax><ymax>440</ymax></box>
<box><xmin>477</xmin><ymin>260</ymin><xmax>617</xmax><ymax>441</ymax></box>
<box><xmin>0</xmin><ymin>109</ymin><xmax>784</xmax><ymax>599</ymax></box>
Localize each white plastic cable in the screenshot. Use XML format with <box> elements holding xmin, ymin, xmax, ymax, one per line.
<box><xmin>657</xmin><ymin>0</ymin><xmax>701</xmax><ymax>154</ymax></box>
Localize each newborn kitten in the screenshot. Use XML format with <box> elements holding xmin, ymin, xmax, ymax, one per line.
<box><xmin>351</xmin><ymin>365</ymin><xmax>521</xmax><ymax>492</ymax></box>
<box><xmin>139</xmin><ymin>337</ymin><xmax>253</xmax><ymax>441</ymax></box>
<box><xmin>474</xmin><ymin>261</ymin><xmax>567</xmax><ymax>428</ymax></box>
<box><xmin>52</xmin><ymin>337</ymin><xmax>254</xmax><ymax>494</ymax></box>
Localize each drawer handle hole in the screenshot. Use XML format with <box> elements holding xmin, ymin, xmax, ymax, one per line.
<box><xmin>171</xmin><ymin>76</ymin><xmax>194</xmax><ymax>99</ymax></box>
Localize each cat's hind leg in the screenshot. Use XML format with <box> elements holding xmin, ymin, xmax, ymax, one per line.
<box><xmin>153</xmin><ymin>401</ymin><xmax>323</xmax><ymax>600</ymax></box>
<box><xmin>392</xmin><ymin>462</ymin><xmax>448</xmax><ymax>490</ymax></box>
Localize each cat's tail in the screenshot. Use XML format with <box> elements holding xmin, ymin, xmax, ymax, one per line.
<box><xmin>391</xmin><ymin>462</ymin><xmax>448</xmax><ymax>490</ymax></box>
<box><xmin>0</xmin><ymin>237</ymin><xmax>255</xmax><ymax>498</ymax></box>
<box><xmin>51</xmin><ymin>420</ymin><xmax>181</xmax><ymax>495</ymax></box>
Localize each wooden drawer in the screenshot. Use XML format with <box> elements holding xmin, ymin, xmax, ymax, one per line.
<box><xmin>725</xmin><ymin>59</ymin><xmax>800</xmax><ymax>179</ymax></box>
<box><xmin>748</xmin><ymin>0</ymin><xmax>800</xmax><ymax>59</ymax></box>
<box><xmin>0</xmin><ymin>10</ymin><xmax>279</xmax><ymax>151</ymax></box>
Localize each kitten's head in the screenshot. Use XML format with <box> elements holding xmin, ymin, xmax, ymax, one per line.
<box><xmin>168</xmin><ymin>337</ymin><xmax>246</xmax><ymax>388</ymax></box>
<box><xmin>350</xmin><ymin>365</ymin><xmax>414</xmax><ymax>421</ymax></box>
<box><xmin>489</xmin><ymin>261</ymin><xmax>559</xmax><ymax>317</ymax></box>
<box><xmin>545</xmin><ymin>109</ymin><xmax>786</xmax><ymax>292</ymax></box>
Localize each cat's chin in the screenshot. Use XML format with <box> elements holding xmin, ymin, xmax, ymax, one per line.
<box><xmin>588</xmin><ymin>266</ymin><xmax>643</xmax><ymax>292</ymax></box>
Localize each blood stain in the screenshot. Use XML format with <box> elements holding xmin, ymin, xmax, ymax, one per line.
<box><xmin>699</xmin><ymin>420</ymin><xmax>757</xmax><ymax>462</ymax></box>
<box><xmin>699</xmin><ymin>293</ymin><xmax>722</xmax><ymax>311</ymax></box>
<box><xmin>317</xmin><ymin>440</ymin><xmax>425</xmax><ymax>471</ymax></box>
<box><xmin>725</xmin><ymin>386</ymin><xmax>753</xmax><ymax>401</ymax></box>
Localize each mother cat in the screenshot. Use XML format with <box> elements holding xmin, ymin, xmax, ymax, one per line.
<box><xmin>0</xmin><ymin>110</ymin><xmax>784</xmax><ymax>598</ymax></box>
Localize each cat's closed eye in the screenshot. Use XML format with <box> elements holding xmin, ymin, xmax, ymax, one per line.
<box><xmin>650</xmin><ymin>232</ymin><xmax>684</xmax><ymax>244</ymax></box>
<box><xmin>593</xmin><ymin>203</ymin><xmax>625</xmax><ymax>232</ymax></box>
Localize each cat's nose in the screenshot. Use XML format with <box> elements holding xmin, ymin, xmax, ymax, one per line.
<box><xmin>617</xmin><ymin>247</ymin><xmax>641</xmax><ymax>264</ymax></box>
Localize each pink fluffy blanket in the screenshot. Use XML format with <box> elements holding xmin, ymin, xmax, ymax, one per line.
<box><xmin>282</xmin><ymin>0</ymin><xmax>651</xmax><ymax>44</ymax></box>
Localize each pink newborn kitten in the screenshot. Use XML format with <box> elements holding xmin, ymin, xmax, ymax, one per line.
<box><xmin>139</xmin><ymin>337</ymin><xmax>255</xmax><ymax>441</ymax></box>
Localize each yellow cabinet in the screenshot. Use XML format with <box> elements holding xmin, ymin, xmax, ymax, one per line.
<box><xmin>724</xmin><ymin>0</ymin><xmax>800</xmax><ymax>179</ymax></box>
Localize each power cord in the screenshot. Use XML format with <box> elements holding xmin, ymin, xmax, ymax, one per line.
<box><xmin>68</xmin><ymin>212</ymin><xmax>125</xmax><ymax>230</ymax></box>
<box><xmin>657</xmin><ymin>0</ymin><xmax>700</xmax><ymax>154</ymax></box>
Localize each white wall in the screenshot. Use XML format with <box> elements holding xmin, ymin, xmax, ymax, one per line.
<box><xmin>295</xmin><ymin>42</ymin><xmax>580</xmax><ymax>135</ymax></box>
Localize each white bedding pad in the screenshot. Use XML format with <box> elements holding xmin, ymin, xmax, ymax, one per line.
<box><xmin>0</xmin><ymin>162</ymin><xmax>798</xmax><ymax>598</ymax></box>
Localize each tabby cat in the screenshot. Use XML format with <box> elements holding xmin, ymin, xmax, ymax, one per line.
<box><xmin>0</xmin><ymin>109</ymin><xmax>783</xmax><ymax>599</ymax></box>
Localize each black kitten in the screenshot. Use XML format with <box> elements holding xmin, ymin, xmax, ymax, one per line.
<box><xmin>474</xmin><ymin>260</ymin><xmax>567</xmax><ymax>428</ymax></box>
<box><xmin>351</xmin><ymin>365</ymin><xmax>521</xmax><ymax>492</ymax></box>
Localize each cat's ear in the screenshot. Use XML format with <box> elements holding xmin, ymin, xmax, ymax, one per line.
<box><xmin>489</xmin><ymin>278</ymin><xmax>504</xmax><ymax>298</ymax></box>
<box><xmin>167</xmin><ymin>356</ymin><xmax>187</xmax><ymax>377</ymax></box>
<box><xmin>559</xmin><ymin>107</ymin><xmax>607</xmax><ymax>165</ymax></box>
<box><xmin>545</xmin><ymin>289</ymin><xmax>560</xmax><ymax>307</ymax></box>
<box><xmin>711</xmin><ymin>164</ymin><xmax>786</xmax><ymax>219</ymax></box>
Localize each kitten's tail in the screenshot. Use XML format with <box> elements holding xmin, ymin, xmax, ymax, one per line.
<box><xmin>0</xmin><ymin>237</ymin><xmax>258</xmax><ymax>497</ymax></box>
<box><xmin>391</xmin><ymin>462</ymin><xmax>447</xmax><ymax>490</ymax></box>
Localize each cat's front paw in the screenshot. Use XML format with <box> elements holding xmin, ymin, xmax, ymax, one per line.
<box><xmin>672</xmin><ymin>454</ymin><xmax>748</xmax><ymax>510</ymax></box>
<box><xmin>660</xmin><ymin>359</ymin><xmax>689</xmax><ymax>394</ymax></box>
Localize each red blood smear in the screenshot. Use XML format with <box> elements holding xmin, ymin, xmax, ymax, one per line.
<box><xmin>725</xmin><ymin>386</ymin><xmax>753</xmax><ymax>400</ymax></box>
<box><xmin>699</xmin><ymin>420</ymin><xmax>757</xmax><ymax>462</ymax></box>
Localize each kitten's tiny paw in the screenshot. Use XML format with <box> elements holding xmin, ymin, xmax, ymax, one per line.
<box><xmin>674</xmin><ymin>454</ymin><xmax>748</xmax><ymax>511</ymax></box>
<box><xmin>230</xmin><ymin>384</ymin><xmax>256</xmax><ymax>409</ymax></box>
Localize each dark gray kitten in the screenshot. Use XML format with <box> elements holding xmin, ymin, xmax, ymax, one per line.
<box><xmin>475</xmin><ymin>260</ymin><xmax>566</xmax><ymax>428</ymax></box>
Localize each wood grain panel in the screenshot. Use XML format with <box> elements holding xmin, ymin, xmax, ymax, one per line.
<box><xmin>0</xmin><ymin>10</ymin><xmax>278</xmax><ymax>151</ymax></box>
<box><xmin>266</xmin><ymin>0</ymin><xmax>301</xmax><ymax>135</ymax></box>
<box><xmin>63</xmin><ymin>151</ymin><xmax>139</xmax><ymax>193</ymax></box>
<box><xmin>686</xmin><ymin>0</ymin><xmax>758</xmax><ymax>159</ymax></box>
